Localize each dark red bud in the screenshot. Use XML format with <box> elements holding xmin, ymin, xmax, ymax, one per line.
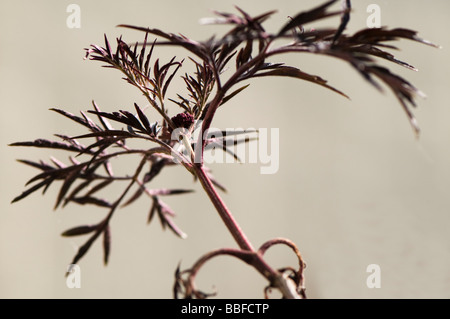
<box><xmin>170</xmin><ymin>112</ymin><xmax>194</xmax><ymax>132</ymax></box>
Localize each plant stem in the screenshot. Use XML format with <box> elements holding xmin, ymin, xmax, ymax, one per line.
<box><xmin>194</xmin><ymin>164</ymin><xmax>253</xmax><ymax>251</ymax></box>
<box><xmin>193</xmin><ymin>163</ymin><xmax>301</xmax><ymax>299</ymax></box>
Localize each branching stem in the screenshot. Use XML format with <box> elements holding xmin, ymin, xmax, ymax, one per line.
<box><xmin>192</xmin><ymin>163</ymin><xmax>302</xmax><ymax>299</ymax></box>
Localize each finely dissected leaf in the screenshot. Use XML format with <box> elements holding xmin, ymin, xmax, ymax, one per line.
<box><xmin>80</xmin><ymin>111</ymin><xmax>102</xmax><ymax>132</ymax></box>
<box><xmin>55</xmin><ymin>134</ymin><xmax>87</xmax><ymax>150</ymax></box>
<box><xmin>147</xmin><ymin>198</ymin><xmax>158</xmax><ymax>224</ymax></box>
<box><xmin>236</xmin><ymin>38</ymin><xmax>253</xmax><ymax>68</ymax></box>
<box><xmin>50</xmin><ymin>108</ymin><xmax>100</xmax><ymax>132</ymax></box>
<box><xmin>121</xmin><ymin>110</ymin><xmax>146</xmax><ymax>132</ymax></box>
<box><xmin>69</xmin><ymin>130</ymin><xmax>136</xmax><ymax>140</ymax></box>
<box><xmin>117</xmin><ymin>25</ymin><xmax>209</xmax><ymax>61</ymax></box>
<box><xmin>134</xmin><ymin>103</ymin><xmax>152</xmax><ymax>134</ymax></box>
<box><xmin>208</xmin><ymin>173</ymin><xmax>227</xmax><ymax>193</ymax></box>
<box><xmin>153</xmin><ymin>58</ymin><xmax>161</xmax><ymax>85</ymax></box>
<box><xmin>253</xmin><ymin>66</ymin><xmax>349</xmax><ymax>99</ymax></box>
<box><xmin>125</xmin><ymin>185</ymin><xmax>193</xmax><ymax>208</ymax></box>
<box><xmin>11</xmin><ymin>178</ymin><xmax>52</xmax><ymax>203</ymax></box>
<box><xmin>87</xmin><ymin>110</ymin><xmax>149</xmax><ymax>134</ymax></box>
<box><xmin>147</xmin><ymin>189</ymin><xmax>194</xmax><ymax>196</ymax></box>
<box><xmin>61</xmin><ymin>224</ymin><xmax>98</xmax><ymax>237</ymax></box>
<box><xmin>217</xmin><ymin>46</ymin><xmax>238</xmax><ymax>73</ymax></box>
<box><xmin>92</xmin><ymin>101</ymin><xmax>113</xmax><ymax>131</ymax></box>
<box><xmin>86</xmin><ymin>180</ymin><xmax>113</xmax><ymax>197</ymax></box>
<box><xmin>161</xmin><ymin>213</ymin><xmax>187</xmax><ymax>239</ymax></box>
<box><xmin>69</xmin><ymin>156</ymin><xmax>80</xmax><ymax>166</ymax></box>
<box><xmin>76</xmin><ymin>136</ymin><xmax>125</xmax><ymax>158</ymax></box>
<box><xmin>332</xmin><ymin>0</ymin><xmax>351</xmax><ymax>43</ymax></box>
<box><xmin>54</xmin><ymin>168</ymin><xmax>82</xmax><ymax>209</ymax></box>
<box><xmin>162</xmin><ymin>59</ymin><xmax>183</xmax><ymax>98</ymax></box>
<box><xmin>157</xmin><ymin>199</ymin><xmax>186</xmax><ymax>238</ymax></box>
<box><xmin>63</xmin><ymin>179</ymin><xmax>93</xmax><ymax>207</ymax></box>
<box><xmin>221</xmin><ymin>84</ymin><xmax>250</xmax><ymax>106</ymax></box>
<box><xmin>71</xmin><ymin>196</ymin><xmax>112</xmax><ymax>208</ymax></box>
<box><xmin>70</xmin><ymin>231</ymin><xmax>102</xmax><ymax>266</ymax></box>
<box><xmin>205</xmin><ymin>141</ymin><xmax>242</xmax><ymax>162</ymax></box>
<box><xmin>205</xmin><ymin>136</ymin><xmax>258</xmax><ymax>163</ymax></box>
<box><xmin>146</xmin><ymin>196</ymin><xmax>186</xmax><ymax>238</ymax></box>
<box><xmin>368</xmin><ymin>65</ymin><xmax>424</xmax><ymax>134</ymax></box>
<box><xmin>205</xmin><ymin>128</ymin><xmax>258</xmax><ymax>139</ymax></box>
<box><xmin>16</xmin><ymin>159</ymin><xmax>54</xmax><ymax>172</ymax></box>
<box><xmin>173</xmin><ymin>263</ymin><xmax>183</xmax><ymax>299</ymax></box>
<box><xmin>122</xmin><ymin>187</ymin><xmax>145</xmax><ymax>207</ymax></box>
<box><xmin>278</xmin><ymin>0</ymin><xmax>340</xmax><ymax>35</ymax></box>
<box><xmin>50</xmin><ymin>157</ymin><xmax>66</xmax><ymax>169</ymax></box>
<box><xmin>352</xmin><ymin>45</ymin><xmax>417</xmax><ymax>71</ymax></box>
<box><xmin>103</xmin><ymin>225</ymin><xmax>111</xmax><ymax>265</ymax></box>
<box><xmin>138</xmin><ymin>31</ymin><xmax>148</xmax><ymax>70</ymax></box>
<box><xmin>348</xmin><ymin>28</ymin><xmax>440</xmax><ymax>48</ymax></box>
<box><xmin>10</xmin><ymin>1</ymin><xmax>437</xmax><ymax>282</ymax></box>
<box><xmin>9</xmin><ymin>139</ymin><xmax>85</xmax><ymax>153</ymax></box>
<box><xmin>104</xmin><ymin>33</ymin><xmax>113</xmax><ymax>58</ymax></box>
<box><xmin>143</xmin><ymin>159</ymin><xmax>166</xmax><ymax>183</ymax></box>
<box><xmin>81</xmin><ymin>146</ymin><xmax>109</xmax><ymax>174</ymax></box>
<box><xmin>169</xmin><ymin>96</ymin><xmax>191</xmax><ymax>113</ymax></box>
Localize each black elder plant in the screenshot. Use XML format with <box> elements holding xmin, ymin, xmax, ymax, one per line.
<box><xmin>10</xmin><ymin>0</ymin><xmax>438</xmax><ymax>298</ymax></box>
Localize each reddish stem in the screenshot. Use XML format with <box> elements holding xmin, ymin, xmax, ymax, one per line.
<box><xmin>193</xmin><ymin>164</ymin><xmax>254</xmax><ymax>251</ymax></box>
<box><xmin>193</xmin><ymin>164</ymin><xmax>301</xmax><ymax>299</ymax></box>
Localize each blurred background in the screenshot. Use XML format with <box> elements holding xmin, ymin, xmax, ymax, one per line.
<box><xmin>1</xmin><ymin>0</ymin><xmax>449</xmax><ymax>298</ymax></box>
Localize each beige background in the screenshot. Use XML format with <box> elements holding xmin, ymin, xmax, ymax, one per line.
<box><xmin>1</xmin><ymin>0</ymin><xmax>449</xmax><ymax>298</ymax></box>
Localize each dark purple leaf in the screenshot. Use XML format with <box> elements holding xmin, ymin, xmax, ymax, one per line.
<box><xmin>103</xmin><ymin>225</ymin><xmax>111</xmax><ymax>265</ymax></box>
<box><xmin>87</xmin><ymin>110</ymin><xmax>146</xmax><ymax>133</ymax></box>
<box><xmin>149</xmin><ymin>189</ymin><xmax>194</xmax><ymax>196</ymax></box>
<box><xmin>16</xmin><ymin>159</ymin><xmax>53</xmax><ymax>172</ymax></box>
<box><xmin>69</xmin><ymin>130</ymin><xmax>136</xmax><ymax>140</ymax></box>
<box><xmin>278</xmin><ymin>0</ymin><xmax>340</xmax><ymax>35</ymax></box>
<box><xmin>122</xmin><ymin>187</ymin><xmax>145</xmax><ymax>208</ymax></box>
<box><xmin>86</xmin><ymin>180</ymin><xmax>113</xmax><ymax>197</ymax></box>
<box><xmin>76</xmin><ymin>136</ymin><xmax>124</xmax><ymax>157</ymax></box>
<box><xmin>253</xmin><ymin>66</ymin><xmax>349</xmax><ymax>99</ymax></box>
<box><xmin>134</xmin><ymin>103</ymin><xmax>152</xmax><ymax>134</ymax></box>
<box><xmin>352</xmin><ymin>45</ymin><xmax>417</xmax><ymax>71</ymax></box>
<box><xmin>120</xmin><ymin>110</ymin><xmax>146</xmax><ymax>132</ymax></box>
<box><xmin>71</xmin><ymin>196</ymin><xmax>112</xmax><ymax>208</ymax></box>
<box><xmin>103</xmin><ymin>34</ymin><xmax>113</xmax><ymax>58</ymax></box>
<box><xmin>70</xmin><ymin>230</ymin><xmax>102</xmax><ymax>266</ymax></box>
<box><xmin>117</xmin><ymin>25</ymin><xmax>209</xmax><ymax>61</ymax></box>
<box><xmin>50</xmin><ymin>108</ymin><xmax>99</xmax><ymax>132</ymax></box>
<box><xmin>54</xmin><ymin>168</ymin><xmax>81</xmax><ymax>209</ymax></box>
<box><xmin>161</xmin><ymin>213</ymin><xmax>187</xmax><ymax>239</ymax></box>
<box><xmin>162</xmin><ymin>59</ymin><xmax>183</xmax><ymax>98</ymax></box>
<box><xmin>147</xmin><ymin>199</ymin><xmax>158</xmax><ymax>224</ymax></box>
<box><xmin>221</xmin><ymin>84</ymin><xmax>250</xmax><ymax>106</ymax></box>
<box><xmin>332</xmin><ymin>0</ymin><xmax>351</xmax><ymax>43</ymax></box>
<box><xmin>236</xmin><ymin>38</ymin><xmax>253</xmax><ymax>68</ymax></box>
<box><xmin>11</xmin><ymin>178</ymin><xmax>52</xmax><ymax>203</ymax></box>
<box><xmin>80</xmin><ymin>111</ymin><xmax>102</xmax><ymax>132</ymax></box>
<box><xmin>63</xmin><ymin>179</ymin><xmax>93</xmax><ymax>207</ymax></box>
<box><xmin>61</xmin><ymin>224</ymin><xmax>98</xmax><ymax>237</ymax></box>
<box><xmin>92</xmin><ymin>101</ymin><xmax>113</xmax><ymax>131</ymax></box>
<box><xmin>9</xmin><ymin>139</ymin><xmax>84</xmax><ymax>153</ymax></box>
<box><xmin>349</xmin><ymin>28</ymin><xmax>440</xmax><ymax>48</ymax></box>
